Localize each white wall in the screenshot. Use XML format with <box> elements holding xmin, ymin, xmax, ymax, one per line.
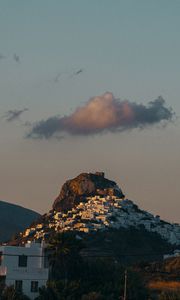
<box><xmin>0</xmin><ymin>242</ymin><xmax>49</xmax><ymax>300</ymax></box>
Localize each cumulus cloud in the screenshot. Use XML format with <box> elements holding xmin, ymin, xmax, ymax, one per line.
<box><xmin>3</xmin><ymin>108</ymin><xmax>28</xmax><ymax>122</ymax></box>
<box><xmin>27</xmin><ymin>92</ymin><xmax>174</xmax><ymax>139</ymax></box>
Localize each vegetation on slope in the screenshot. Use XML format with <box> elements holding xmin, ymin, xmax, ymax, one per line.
<box><xmin>35</xmin><ymin>232</ymin><xmax>149</xmax><ymax>300</ymax></box>
<box><xmin>0</xmin><ymin>200</ymin><xmax>40</xmax><ymax>242</ymax></box>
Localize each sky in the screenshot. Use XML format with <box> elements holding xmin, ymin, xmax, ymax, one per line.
<box><xmin>0</xmin><ymin>0</ymin><xmax>180</xmax><ymax>222</ymax></box>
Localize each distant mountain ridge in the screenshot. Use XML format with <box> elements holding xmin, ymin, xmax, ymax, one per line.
<box><xmin>0</xmin><ymin>200</ymin><xmax>40</xmax><ymax>242</ymax></box>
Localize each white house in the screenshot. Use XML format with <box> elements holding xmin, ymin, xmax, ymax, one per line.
<box><xmin>163</xmin><ymin>249</ymin><xmax>180</xmax><ymax>260</ymax></box>
<box><xmin>0</xmin><ymin>241</ymin><xmax>49</xmax><ymax>299</ymax></box>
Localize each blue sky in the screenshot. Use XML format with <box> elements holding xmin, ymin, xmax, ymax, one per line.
<box><xmin>0</xmin><ymin>1</ymin><xmax>180</xmax><ymax>222</ymax></box>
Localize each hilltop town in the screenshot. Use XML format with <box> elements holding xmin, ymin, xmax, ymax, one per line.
<box><xmin>1</xmin><ymin>172</ymin><xmax>180</xmax><ymax>300</ymax></box>
<box><xmin>20</xmin><ymin>172</ymin><xmax>180</xmax><ymax>246</ymax></box>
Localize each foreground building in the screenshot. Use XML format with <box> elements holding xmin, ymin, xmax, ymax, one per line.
<box><xmin>0</xmin><ymin>242</ymin><xmax>48</xmax><ymax>299</ymax></box>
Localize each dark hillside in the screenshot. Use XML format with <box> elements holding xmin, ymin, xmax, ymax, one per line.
<box><xmin>82</xmin><ymin>227</ymin><xmax>174</xmax><ymax>264</ymax></box>
<box><xmin>0</xmin><ymin>200</ymin><xmax>40</xmax><ymax>242</ymax></box>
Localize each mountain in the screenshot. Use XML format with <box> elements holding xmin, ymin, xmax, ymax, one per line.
<box><xmin>0</xmin><ymin>200</ymin><xmax>40</xmax><ymax>243</ymax></box>
<box><xmin>53</xmin><ymin>171</ymin><xmax>124</xmax><ymax>211</ymax></box>
<box><xmin>13</xmin><ymin>172</ymin><xmax>180</xmax><ymax>261</ymax></box>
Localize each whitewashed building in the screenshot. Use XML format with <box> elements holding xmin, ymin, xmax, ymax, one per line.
<box><xmin>0</xmin><ymin>242</ymin><xmax>49</xmax><ymax>299</ymax></box>
<box><xmin>163</xmin><ymin>249</ymin><xmax>180</xmax><ymax>260</ymax></box>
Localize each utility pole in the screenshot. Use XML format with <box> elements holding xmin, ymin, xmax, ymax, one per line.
<box><xmin>123</xmin><ymin>269</ymin><xmax>127</xmax><ymax>300</ymax></box>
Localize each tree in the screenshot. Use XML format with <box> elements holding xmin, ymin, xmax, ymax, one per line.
<box><xmin>43</xmin><ymin>232</ymin><xmax>148</xmax><ymax>300</ymax></box>
<box><xmin>0</xmin><ymin>285</ymin><xmax>30</xmax><ymax>300</ymax></box>
<box><xmin>81</xmin><ymin>292</ymin><xmax>104</xmax><ymax>300</ymax></box>
<box><xmin>47</xmin><ymin>232</ymin><xmax>84</xmax><ymax>281</ymax></box>
<box><xmin>158</xmin><ymin>291</ymin><xmax>180</xmax><ymax>300</ymax></box>
<box><xmin>34</xmin><ymin>283</ymin><xmax>59</xmax><ymax>300</ymax></box>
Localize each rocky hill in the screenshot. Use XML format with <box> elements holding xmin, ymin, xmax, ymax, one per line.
<box><xmin>0</xmin><ymin>200</ymin><xmax>40</xmax><ymax>243</ymax></box>
<box><xmin>53</xmin><ymin>172</ymin><xmax>124</xmax><ymax>211</ymax></box>
<box><xmin>13</xmin><ymin>172</ymin><xmax>180</xmax><ymax>261</ymax></box>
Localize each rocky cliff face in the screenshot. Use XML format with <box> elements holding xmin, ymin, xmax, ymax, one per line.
<box><xmin>53</xmin><ymin>172</ymin><xmax>124</xmax><ymax>211</ymax></box>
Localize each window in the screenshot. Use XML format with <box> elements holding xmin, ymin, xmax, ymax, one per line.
<box><xmin>0</xmin><ymin>252</ymin><xmax>2</xmax><ymax>266</ymax></box>
<box><xmin>18</xmin><ymin>255</ymin><xmax>27</xmax><ymax>267</ymax></box>
<box><xmin>31</xmin><ymin>281</ymin><xmax>38</xmax><ymax>293</ymax></box>
<box><xmin>15</xmin><ymin>280</ymin><xmax>23</xmax><ymax>292</ymax></box>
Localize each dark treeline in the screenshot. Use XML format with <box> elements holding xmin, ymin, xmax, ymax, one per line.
<box><xmin>36</xmin><ymin>232</ymin><xmax>148</xmax><ymax>300</ymax></box>
<box><xmin>0</xmin><ymin>232</ymin><xmax>179</xmax><ymax>300</ymax></box>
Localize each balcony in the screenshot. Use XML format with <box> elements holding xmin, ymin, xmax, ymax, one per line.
<box><xmin>13</xmin><ymin>267</ymin><xmax>47</xmax><ymax>272</ymax></box>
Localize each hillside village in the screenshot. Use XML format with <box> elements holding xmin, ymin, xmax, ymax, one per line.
<box><xmin>1</xmin><ymin>172</ymin><xmax>180</xmax><ymax>299</ymax></box>
<box><xmin>22</xmin><ymin>193</ymin><xmax>180</xmax><ymax>246</ymax></box>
